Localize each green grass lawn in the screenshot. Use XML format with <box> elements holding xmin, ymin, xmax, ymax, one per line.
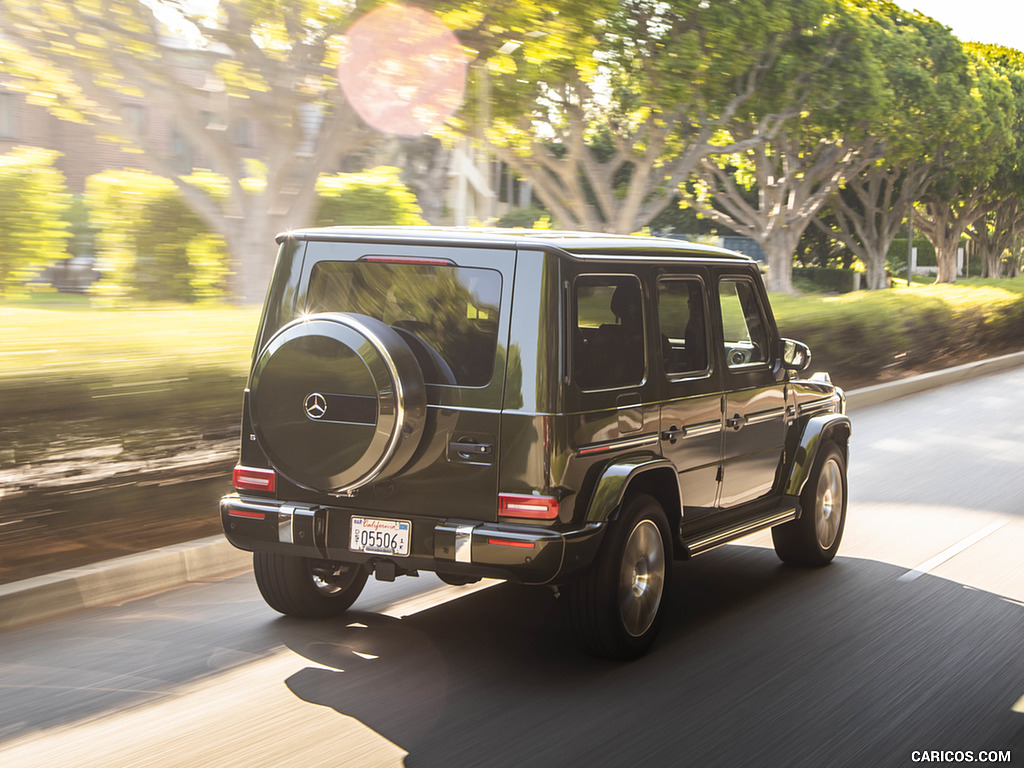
<box><xmin>0</xmin><ymin>301</ymin><xmax>260</xmax><ymax>383</ymax></box>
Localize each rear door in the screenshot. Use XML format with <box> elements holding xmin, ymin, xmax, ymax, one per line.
<box><xmin>715</xmin><ymin>271</ymin><xmax>787</xmax><ymax>508</ymax></box>
<box><xmin>654</xmin><ymin>270</ymin><xmax>724</xmax><ymax>511</ymax></box>
<box><xmin>297</xmin><ymin>239</ymin><xmax>515</xmax><ymax>522</ymax></box>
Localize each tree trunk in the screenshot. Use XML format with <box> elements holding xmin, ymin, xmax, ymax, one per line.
<box><xmin>761</xmin><ymin>227</ymin><xmax>802</xmax><ymax>294</ymax></box>
<box><xmin>861</xmin><ymin>243</ymin><xmax>889</xmax><ymax>289</ymax></box>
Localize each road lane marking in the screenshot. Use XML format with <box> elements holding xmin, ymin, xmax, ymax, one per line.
<box><xmin>898</xmin><ymin>521</ymin><xmax>1008</xmax><ymax>582</ymax></box>
<box><xmin>1014</xmin><ymin>694</ymin><xmax>1024</xmax><ymax>714</ymax></box>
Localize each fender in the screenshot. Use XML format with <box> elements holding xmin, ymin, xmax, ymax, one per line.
<box><xmin>584</xmin><ymin>454</ymin><xmax>681</xmax><ymax>524</ymax></box>
<box><xmin>784</xmin><ymin>413</ymin><xmax>851</xmax><ymax>497</ymax></box>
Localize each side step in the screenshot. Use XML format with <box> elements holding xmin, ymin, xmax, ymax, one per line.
<box><xmin>681</xmin><ymin>504</ymin><xmax>798</xmax><ymax>558</ymax></box>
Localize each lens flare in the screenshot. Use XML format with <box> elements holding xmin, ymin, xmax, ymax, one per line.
<box><xmin>338</xmin><ymin>5</ymin><xmax>468</xmax><ymax>137</ymax></box>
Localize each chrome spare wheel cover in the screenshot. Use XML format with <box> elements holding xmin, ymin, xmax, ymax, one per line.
<box><xmin>617</xmin><ymin>519</ymin><xmax>666</xmax><ymax>638</ymax></box>
<box><xmin>815</xmin><ymin>457</ymin><xmax>844</xmax><ymax>549</ymax></box>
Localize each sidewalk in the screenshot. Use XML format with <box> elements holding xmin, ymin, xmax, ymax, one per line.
<box><xmin>3</xmin><ymin>350</ymin><xmax>1023</xmax><ymax>632</ymax></box>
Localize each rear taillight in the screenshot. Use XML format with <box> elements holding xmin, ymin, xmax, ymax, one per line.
<box><xmin>233</xmin><ymin>466</ymin><xmax>277</xmax><ymax>493</ymax></box>
<box><xmin>498</xmin><ymin>493</ymin><xmax>558</xmax><ymax>520</ymax></box>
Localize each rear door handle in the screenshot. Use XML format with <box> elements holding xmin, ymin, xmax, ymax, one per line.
<box><xmin>450</xmin><ymin>440</ymin><xmax>493</xmax><ymax>456</ymax></box>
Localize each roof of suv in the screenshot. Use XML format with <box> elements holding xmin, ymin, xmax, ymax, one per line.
<box><xmin>280</xmin><ymin>226</ymin><xmax>752</xmax><ymax>262</ymax></box>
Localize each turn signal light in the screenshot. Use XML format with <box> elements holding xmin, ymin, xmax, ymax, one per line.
<box><xmin>233</xmin><ymin>466</ymin><xmax>277</xmax><ymax>493</ymax></box>
<box><xmin>498</xmin><ymin>493</ymin><xmax>559</xmax><ymax>520</ymax></box>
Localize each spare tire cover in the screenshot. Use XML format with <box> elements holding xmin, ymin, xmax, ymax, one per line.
<box><xmin>250</xmin><ymin>313</ymin><xmax>427</xmax><ymax>493</ymax></box>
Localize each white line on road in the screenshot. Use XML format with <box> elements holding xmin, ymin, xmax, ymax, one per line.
<box><xmin>898</xmin><ymin>521</ymin><xmax>1008</xmax><ymax>582</ymax></box>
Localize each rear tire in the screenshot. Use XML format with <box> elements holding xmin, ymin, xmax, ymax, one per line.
<box><xmin>569</xmin><ymin>493</ymin><xmax>671</xmax><ymax>660</ymax></box>
<box><xmin>772</xmin><ymin>442</ymin><xmax>847</xmax><ymax>566</ymax></box>
<box><xmin>253</xmin><ymin>553</ymin><xmax>368</xmax><ymax>618</ymax></box>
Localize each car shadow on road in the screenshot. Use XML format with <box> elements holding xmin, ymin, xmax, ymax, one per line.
<box><xmin>274</xmin><ymin>545</ymin><xmax>1024</xmax><ymax>767</ymax></box>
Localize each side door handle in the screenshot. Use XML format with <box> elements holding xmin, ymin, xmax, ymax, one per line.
<box><xmin>660</xmin><ymin>426</ymin><xmax>687</xmax><ymax>444</ymax></box>
<box><xmin>726</xmin><ymin>414</ymin><xmax>746</xmax><ymax>431</ymax></box>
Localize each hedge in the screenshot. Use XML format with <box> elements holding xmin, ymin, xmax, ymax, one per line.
<box><xmin>315</xmin><ymin>166</ymin><xmax>428</xmax><ymax>226</ymax></box>
<box><xmin>771</xmin><ymin>278</ymin><xmax>1024</xmax><ymax>387</ymax></box>
<box><xmin>0</xmin><ymin>147</ymin><xmax>71</xmax><ymax>297</ymax></box>
<box><xmin>86</xmin><ymin>170</ymin><xmax>229</xmax><ymax>303</ymax></box>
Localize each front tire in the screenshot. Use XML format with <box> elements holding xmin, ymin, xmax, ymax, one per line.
<box><xmin>253</xmin><ymin>553</ymin><xmax>368</xmax><ymax>618</ymax></box>
<box><xmin>569</xmin><ymin>493</ymin><xmax>672</xmax><ymax>660</ymax></box>
<box><xmin>772</xmin><ymin>442</ymin><xmax>847</xmax><ymax>566</ymax></box>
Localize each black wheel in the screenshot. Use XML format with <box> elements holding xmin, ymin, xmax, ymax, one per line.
<box><xmin>772</xmin><ymin>441</ymin><xmax>847</xmax><ymax>566</ymax></box>
<box><xmin>569</xmin><ymin>493</ymin><xmax>671</xmax><ymax>660</ymax></box>
<box><xmin>253</xmin><ymin>552</ymin><xmax>368</xmax><ymax>618</ymax></box>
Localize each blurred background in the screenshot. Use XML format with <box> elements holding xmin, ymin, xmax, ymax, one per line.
<box><xmin>1</xmin><ymin>0</ymin><xmax>1024</xmax><ymax>583</ymax></box>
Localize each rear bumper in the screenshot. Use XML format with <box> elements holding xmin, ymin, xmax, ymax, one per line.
<box><xmin>220</xmin><ymin>494</ymin><xmax>604</xmax><ymax>585</ymax></box>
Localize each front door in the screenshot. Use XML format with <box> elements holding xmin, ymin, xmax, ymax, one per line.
<box><xmin>716</xmin><ymin>273</ymin><xmax>786</xmax><ymax>508</ymax></box>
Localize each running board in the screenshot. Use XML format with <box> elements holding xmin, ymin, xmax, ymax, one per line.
<box><xmin>681</xmin><ymin>505</ymin><xmax>798</xmax><ymax>558</ymax></box>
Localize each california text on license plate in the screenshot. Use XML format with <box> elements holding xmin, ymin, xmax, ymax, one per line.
<box><xmin>350</xmin><ymin>517</ymin><xmax>411</xmax><ymax>557</ymax></box>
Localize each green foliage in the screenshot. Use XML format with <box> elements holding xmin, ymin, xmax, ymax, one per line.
<box><xmin>0</xmin><ymin>147</ymin><xmax>72</xmax><ymax>297</ymax></box>
<box><xmin>86</xmin><ymin>170</ymin><xmax>230</xmax><ymax>303</ymax></box>
<box><xmin>792</xmin><ymin>267</ymin><xmax>859</xmax><ymax>294</ymax></box>
<box><xmin>314</xmin><ymin>167</ymin><xmax>428</xmax><ymax>227</ymax></box>
<box><xmin>772</xmin><ymin>279</ymin><xmax>1024</xmax><ymax>386</ymax></box>
<box><xmin>496</xmin><ymin>207</ymin><xmax>549</xmax><ymax>228</ymax></box>
<box><xmin>888</xmin><ymin>236</ymin><xmax>937</xmax><ymax>269</ymax></box>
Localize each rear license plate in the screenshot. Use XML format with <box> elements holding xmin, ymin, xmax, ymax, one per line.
<box><xmin>350</xmin><ymin>517</ymin><xmax>411</xmax><ymax>557</ymax></box>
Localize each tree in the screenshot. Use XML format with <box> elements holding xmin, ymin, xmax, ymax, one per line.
<box><xmin>0</xmin><ymin>0</ymin><xmax>381</xmax><ymax>302</ymax></box>
<box><xmin>963</xmin><ymin>45</ymin><xmax>1024</xmax><ymax>279</ymax></box>
<box><xmin>0</xmin><ymin>147</ymin><xmax>71</xmax><ymax>297</ymax></box>
<box><xmin>815</xmin><ymin>4</ymin><xmax>972</xmax><ymax>289</ymax></box>
<box><xmin>453</xmin><ymin>0</ymin><xmax>812</xmax><ymax>234</ymax></box>
<box><xmin>683</xmin><ymin>0</ymin><xmax>892</xmax><ymax>294</ymax></box>
<box><xmin>913</xmin><ymin>46</ymin><xmax>1015</xmax><ymax>283</ymax></box>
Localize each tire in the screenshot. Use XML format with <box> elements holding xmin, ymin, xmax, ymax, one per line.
<box><xmin>253</xmin><ymin>552</ymin><xmax>368</xmax><ymax>618</ymax></box>
<box><xmin>569</xmin><ymin>493</ymin><xmax>672</xmax><ymax>660</ymax></box>
<box><xmin>772</xmin><ymin>441</ymin><xmax>847</xmax><ymax>566</ymax></box>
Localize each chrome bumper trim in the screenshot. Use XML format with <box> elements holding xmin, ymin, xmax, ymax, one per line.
<box><xmin>455</xmin><ymin>524</ymin><xmax>477</xmax><ymax>564</ymax></box>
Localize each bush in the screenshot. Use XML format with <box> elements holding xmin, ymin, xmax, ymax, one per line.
<box><xmin>86</xmin><ymin>170</ymin><xmax>229</xmax><ymax>302</ymax></box>
<box><xmin>315</xmin><ymin>167</ymin><xmax>427</xmax><ymax>226</ymax></box>
<box><xmin>496</xmin><ymin>207</ymin><xmax>550</xmax><ymax>228</ymax></box>
<box><xmin>0</xmin><ymin>147</ymin><xmax>72</xmax><ymax>297</ymax></box>
<box><xmin>792</xmin><ymin>267</ymin><xmax>860</xmax><ymax>293</ymax></box>
<box><xmin>772</xmin><ymin>278</ymin><xmax>1024</xmax><ymax>387</ymax></box>
<box><xmin>888</xmin><ymin>240</ymin><xmax>937</xmax><ymax>280</ymax></box>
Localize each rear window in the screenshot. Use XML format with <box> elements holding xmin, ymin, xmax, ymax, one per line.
<box><xmin>306</xmin><ymin>261</ymin><xmax>501</xmax><ymax>387</ymax></box>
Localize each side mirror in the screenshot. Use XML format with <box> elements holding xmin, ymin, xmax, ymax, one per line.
<box><xmin>781</xmin><ymin>338</ymin><xmax>812</xmax><ymax>372</ymax></box>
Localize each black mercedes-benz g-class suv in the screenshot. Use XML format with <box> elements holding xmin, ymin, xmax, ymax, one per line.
<box><xmin>221</xmin><ymin>227</ymin><xmax>849</xmax><ymax>659</ymax></box>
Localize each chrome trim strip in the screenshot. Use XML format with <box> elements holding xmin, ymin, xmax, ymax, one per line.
<box><xmin>455</xmin><ymin>524</ymin><xmax>477</xmax><ymax>564</ymax></box>
<box><xmin>278</xmin><ymin>505</ymin><xmax>295</xmax><ymax>544</ymax></box>
<box><xmin>745</xmin><ymin>408</ymin><xmax>786</xmax><ymax>426</ymax></box>
<box><xmin>684</xmin><ymin>420</ymin><xmax>722</xmax><ymax>438</ymax></box>
<box><xmin>684</xmin><ymin>507</ymin><xmax>797</xmax><ymax>556</ymax></box>
<box><xmin>577</xmin><ymin>433</ymin><xmax>659</xmax><ymax>456</ymax></box>
<box><xmin>799</xmin><ymin>397</ymin><xmax>836</xmax><ymax>414</ymax></box>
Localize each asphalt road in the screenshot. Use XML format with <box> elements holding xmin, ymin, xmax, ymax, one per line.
<box><xmin>2</xmin><ymin>369</ymin><xmax>1023</xmax><ymax>767</ymax></box>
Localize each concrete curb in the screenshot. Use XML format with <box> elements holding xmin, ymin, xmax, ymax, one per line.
<box><xmin>3</xmin><ymin>350</ymin><xmax>1024</xmax><ymax>632</ymax></box>
<box><xmin>0</xmin><ymin>535</ymin><xmax>251</xmax><ymax>631</ymax></box>
<box><xmin>844</xmin><ymin>350</ymin><xmax>1024</xmax><ymax>410</ymax></box>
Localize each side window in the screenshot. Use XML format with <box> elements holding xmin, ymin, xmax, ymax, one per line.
<box><xmin>719</xmin><ymin>278</ymin><xmax>769</xmax><ymax>369</ymax></box>
<box><xmin>657</xmin><ymin>278</ymin><xmax>708</xmax><ymax>375</ymax></box>
<box><xmin>574</xmin><ymin>275</ymin><xmax>645</xmax><ymax>390</ymax></box>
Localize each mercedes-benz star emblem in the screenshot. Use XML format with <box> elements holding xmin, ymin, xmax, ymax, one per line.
<box><xmin>304</xmin><ymin>392</ymin><xmax>328</xmax><ymax>420</ymax></box>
